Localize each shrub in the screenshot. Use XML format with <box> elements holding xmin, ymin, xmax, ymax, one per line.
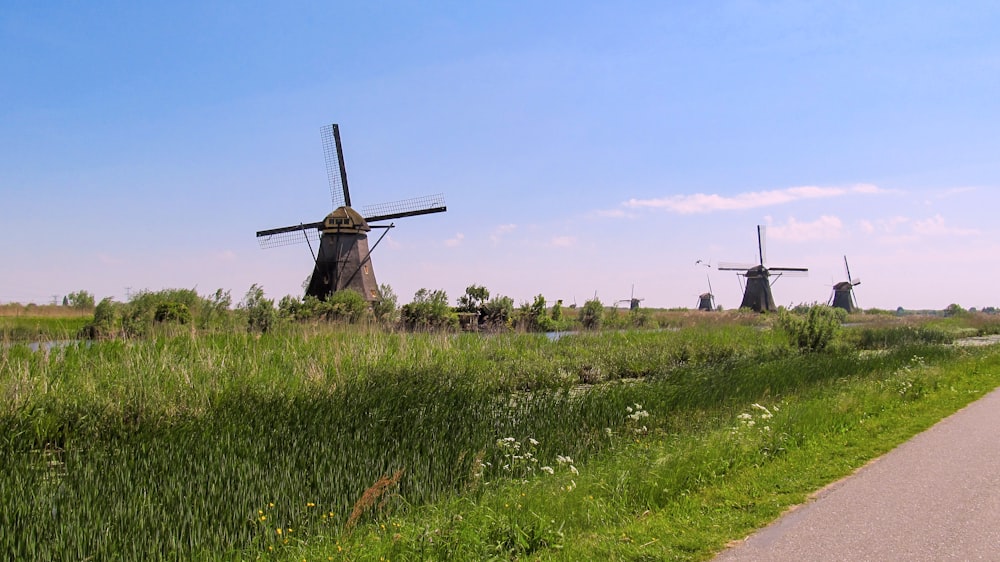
<box><xmin>66</xmin><ymin>290</ymin><xmax>96</xmax><ymax>309</ymax></box>
<box><xmin>579</xmin><ymin>298</ymin><xmax>604</xmax><ymax>330</ymax></box>
<box><xmin>372</xmin><ymin>284</ymin><xmax>398</xmax><ymax>324</ymax></box>
<box><xmin>327</xmin><ymin>289</ymin><xmax>369</xmax><ymax>323</ymax></box>
<box><xmin>400</xmin><ymin>289</ymin><xmax>456</xmax><ymax>330</ymax></box>
<box><xmin>154</xmin><ymin>302</ymin><xmax>192</xmax><ymax>325</ymax></box>
<box><xmin>777</xmin><ymin>305</ymin><xmax>845</xmax><ymax>352</ymax></box>
<box><xmin>240</xmin><ymin>284</ymin><xmax>275</xmax><ymax>333</ymax></box>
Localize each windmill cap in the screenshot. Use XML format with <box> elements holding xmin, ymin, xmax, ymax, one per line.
<box><xmin>323</xmin><ymin>206</ymin><xmax>371</xmax><ymax>233</ymax></box>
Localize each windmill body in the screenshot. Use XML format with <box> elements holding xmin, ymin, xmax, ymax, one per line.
<box><xmin>256</xmin><ymin>124</ymin><xmax>446</xmax><ymax>302</ymax></box>
<box><xmin>830</xmin><ymin>256</ymin><xmax>861</xmax><ymax>313</ymax></box>
<box><xmin>739</xmin><ymin>265</ymin><xmax>776</xmax><ymax>312</ymax></box>
<box><xmin>305</xmin><ymin>207</ymin><xmax>379</xmax><ymax>300</ymax></box>
<box><xmin>697</xmin><ymin>267</ymin><xmax>716</xmax><ymax>311</ymax></box>
<box><xmin>718</xmin><ymin>226</ymin><xmax>807</xmax><ymax>313</ymax></box>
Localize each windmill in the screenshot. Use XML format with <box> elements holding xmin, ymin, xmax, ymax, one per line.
<box><xmin>718</xmin><ymin>225</ymin><xmax>808</xmax><ymax>312</ymax></box>
<box><xmin>829</xmin><ymin>255</ymin><xmax>861</xmax><ymax>312</ymax></box>
<box><xmin>695</xmin><ymin>260</ymin><xmax>715</xmax><ymax>311</ymax></box>
<box><xmin>616</xmin><ymin>284</ymin><xmax>644</xmax><ymax>311</ymax></box>
<box><xmin>697</xmin><ymin>275</ymin><xmax>716</xmax><ymax>311</ymax></box>
<box><xmin>256</xmin><ymin>124</ymin><xmax>447</xmax><ymax>301</ymax></box>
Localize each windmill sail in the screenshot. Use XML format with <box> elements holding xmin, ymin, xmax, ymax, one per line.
<box><xmin>256</xmin><ymin>222</ymin><xmax>323</xmax><ymax>249</ymax></box>
<box><xmin>363</xmin><ymin>194</ymin><xmax>447</xmax><ymax>222</ymax></box>
<box><xmin>322</xmin><ymin>124</ymin><xmax>351</xmax><ymax>208</ymax></box>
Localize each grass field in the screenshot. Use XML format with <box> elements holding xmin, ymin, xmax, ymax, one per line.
<box><xmin>2</xmin><ymin>310</ymin><xmax>999</xmax><ymax>560</ymax></box>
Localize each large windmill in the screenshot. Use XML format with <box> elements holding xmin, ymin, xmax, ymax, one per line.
<box><xmin>829</xmin><ymin>256</ymin><xmax>861</xmax><ymax>313</ymax></box>
<box><xmin>256</xmin><ymin>124</ymin><xmax>447</xmax><ymax>301</ymax></box>
<box><xmin>718</xmin><ymin>225</ymin><xmax>808</xmax><ymax>312</ymax></box>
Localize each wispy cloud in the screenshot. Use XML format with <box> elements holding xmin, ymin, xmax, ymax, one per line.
<box><xmin>550</xmin><ymin>235</ymin><xmax>577</xmax><ymax>248</ymax></box>
<box><xmin>766</xmin><ymin>216</ymin><xmax>844</xmax><ymax>241</ymax></box>
<box><xmin>860</xmin><ymin>217</ymin><xmax>910</xmax><ymax>235</ymax></box>
<box><xmin>624</xmin><ymin>184</ymin><xmax>885</xmax><ymax>214</ymax></box>
<box><xmin>912</xmin><ymin>215</ymin><xmax>979</xmax><ymax>237</ymax></box>
<box><xmin>444</xmin><ymin>232</ymin><xmax>465</xmax><ymax>247</ymax></box>
<box><xmin>490</xmin><ymin>223</ymin><xmax>517</xmax><ymax>244</ymax></box>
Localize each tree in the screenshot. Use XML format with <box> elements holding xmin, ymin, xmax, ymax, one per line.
<box><xmin>579</xmin><ymin>298</ymin><xmax>604</xmax><ymax>330</ymax></box>
<box><xmin>456</xmin><ymin>284</ymin><xmax>490</xmax><ymax>313</ymax></box>
<box><xmin>66</xmin><ymin>290</ymin><xmax>95</xmax><ymax>309</ymax></box>
<box><xmin>372</xmin><ymin>284</ymin><xmax>398</xmax><ymax>323</ymax></box>
<box><xmin>481</xmin><ymin>295</ymin><xmax>514</xmax><ymax>328</ymax></box>
<box><xmin>400</xmin><ymin>288</ymin><xmax>455</xmax><ymax>330</ymax></box>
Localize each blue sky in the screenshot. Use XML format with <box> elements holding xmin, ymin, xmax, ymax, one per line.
<box><xmin>2</xmin><ymin>1</ymin><xmax>998</xmax><ymax>310</ymax></box>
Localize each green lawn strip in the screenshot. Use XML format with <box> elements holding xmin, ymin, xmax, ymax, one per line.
<box><xmin>274</xmin><ymin>346</ymin><xmax>1000</xmax><ymax>561</ymax></box>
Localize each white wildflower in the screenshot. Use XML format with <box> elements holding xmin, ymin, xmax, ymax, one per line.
<box><xmin>540</xmin><ymin>466</ymin><xmax>554</xmax><ymax>475</ymax></box>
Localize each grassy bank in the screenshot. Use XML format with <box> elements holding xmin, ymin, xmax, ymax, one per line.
<box><xmin>1</xmin><ymin>320</ymin><xmax>997</xmax><ymax>560</ymax></box>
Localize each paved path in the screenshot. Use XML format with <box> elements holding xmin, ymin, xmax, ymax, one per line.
<box><xmin>715</xmin><ymin>387</ymin><xmax>1000</xmax><ymax>561</ymax></box>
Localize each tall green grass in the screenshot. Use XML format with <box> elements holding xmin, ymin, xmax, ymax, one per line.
<box><xmin>0</xmin><ymin>323</ymin><xmax>978</xmax><ymax>560</ymax></box>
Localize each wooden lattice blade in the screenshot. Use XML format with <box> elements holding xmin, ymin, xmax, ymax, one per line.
<box><xmin>256</xmin><ymin>222</ymin><xmax>323</xmax><ymax>249</ymax></box>
<box><xmin>362</xmin><ymin>194</ymin><xmax>447</xmax><ymax>223</ymax></box>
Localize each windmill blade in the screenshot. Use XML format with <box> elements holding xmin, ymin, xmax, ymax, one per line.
<box><xmin>707</xmin><ymin>274</ymin><xmax>714</xmax><ymax>296</ymax></box>
<box><xmin>321</xmin><ymin>123</ymin><xmax>351</xmax><ymax>209</ymax></box>
<box><xmin>718</xmin><ymin>262</ymin><xmax>756</xmax><ymax>271</ymax></box>
<box><xmin>844</xmin><ymin>255</ymin><xmax>854</xmax><ymax>285</ymax></box>
<box><xmin>256</xmin><ymin>223</ymin><xmax>323</xmax><ymax>249</ymax></box>
<box><xmin>770</xmin><ymin>267</ymin><xmax>809</xmax><ymax>278</ymax></box>
<box><xmin>852</xmin><ymin>277</ymin><xmax>862</xmax><ymax>286</ymax></box>
<box><xmin>758</xmin><ymin>225</ymin><xmax>767</xmax><ymax>266</ymax></box>
<box><xmin>362</xmin><ymin>194</ymin><xmax>447</xmax><ymax>222</ymax></box>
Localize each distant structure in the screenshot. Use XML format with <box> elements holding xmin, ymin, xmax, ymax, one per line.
<box><xmin>829</xmin><ymin>255</ymin><xmax>862</xmax><ymax>312</ymax></box>
<box><xmin>697</xmin><ymin>277</ymin><xmax>716</xmax><ymax>311</ymax></box>
<box><xmin>696</xmin><ymin>260</ymin><xmax>715</xmax><ymax>311</ymax></box>
<box><xmin>718</xmin><ymin>225</ymin><xmax>808</xmax><ymax>312</ymax></box>
<box><xmin>255</xmin><ymin>124</ymin><xmax>447</xmax><ymax>301</ymax></box>
<box><xmin>616</xmin><ymin>285</ymin><xmax>644</xmax><ymax>310</ymax></box>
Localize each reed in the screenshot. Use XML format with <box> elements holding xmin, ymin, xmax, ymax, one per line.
<box><xmin>0</xmin><ymin>318</ymin><xmax>988</xmax><ymax>560</ymax></box>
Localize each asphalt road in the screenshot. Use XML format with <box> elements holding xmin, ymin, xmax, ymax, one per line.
<box><xmin>714</xmin><ymin>386</ymin><xmax>1000</xmax><ymax>561</ymax></box>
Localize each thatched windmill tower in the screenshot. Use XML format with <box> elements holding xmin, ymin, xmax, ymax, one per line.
<box><xmin>256</xmin><ymin>124</ymin><xmax>447</xmax><ymax>301</ymax></box>
<box><xmin>829</xmin><ymin>256</ymin><xmax>862</xmax><ymax>312</ymax></box>
<box><xmin>718</xmin><ymin>226</ymin><xmax>808</xmax><ymax>312</ymax></box>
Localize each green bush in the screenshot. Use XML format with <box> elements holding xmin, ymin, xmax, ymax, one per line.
<box><xmin>154</xmin><ymin>302</ymin><xmax>192</xmax><ymax>325</ymax></box>
<box><xmin>579</xmin><ymin>298</ymin><xmax>604</xmax><ymax>330</ymax></box>
<box><xmin>240</xmin><ymin>284</ymin><xmax>275</xmax><ymax>334</ymax></box>
<box><xmin>401</xmin><ymin>289</ymin><xmax>456</xmax><ymax>330</ymax></box>
<box><xmin>777</xmin><ymin>305</ymin><xmax>846</xmax><ymax>352</ymax></box>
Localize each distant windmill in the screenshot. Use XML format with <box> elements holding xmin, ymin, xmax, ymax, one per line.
<box><xmin>718</xmin><ymin>225</ymin><xmax>808</xmax><ymax>312</ymax></box>
<box><xmin>696</xmin><ymin>260</ymin><xmax>715</xmax><ymax>311</ymax></box>
<box><xmin>697</xmin><ymin>275</ymin><xmax>716</xmax><ymax>311</ymax></box>
<box><xmin>829</xmin><ymin>255</ymin><xmax>862</xmax><ymax>312</ymax></box>
<box><xmin>616</xmin><ymin>284</ymin><xmax>644</xmax><ymax>311</ymax></box>
<box><xmin>255</xmin><ymin>124</ymin><xmax>447</xmax><ymax>301</ymax></box>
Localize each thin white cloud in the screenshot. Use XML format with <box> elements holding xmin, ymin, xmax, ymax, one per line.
<box><xmin>591</xmin><ymin>209</ymin><xmax>629</xmax><ymax>219</ymax></box>
<box><xmin>860</xmin><ymin>216</ymin><xmax>910</xmax><ymax>235</ymax></box>
<box><xmin>490</xmin><ymin>223</ymin><xmax>517</xmax><ymax>244</ymax></box>
<box><xmin>624</xmin><ymin>184</ymin><xmax>886</xmax><ymax>214</ymax></box>
<box><xmin>767</xmin><ymin>216</ymin><xmax>844</xmax><ymax>241</ymax></box>
<box><xmin>912</xmin><ymin>215</ymin><xmax>979</xmax><ymax>237</ymax></box>
<box><xmin>550</xmin><ymin>235</ymin><xmax>576</xmax><ymax>248</ymax></box>
<box><xmin>444</xmin><ymin>232</ymin><xmax>465</xmax><ymax>247</ymax></box>
<box><xmin>216</xmin><ymin>250</ymin><xmax>237</xmax><ymax>262</ymax></box>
